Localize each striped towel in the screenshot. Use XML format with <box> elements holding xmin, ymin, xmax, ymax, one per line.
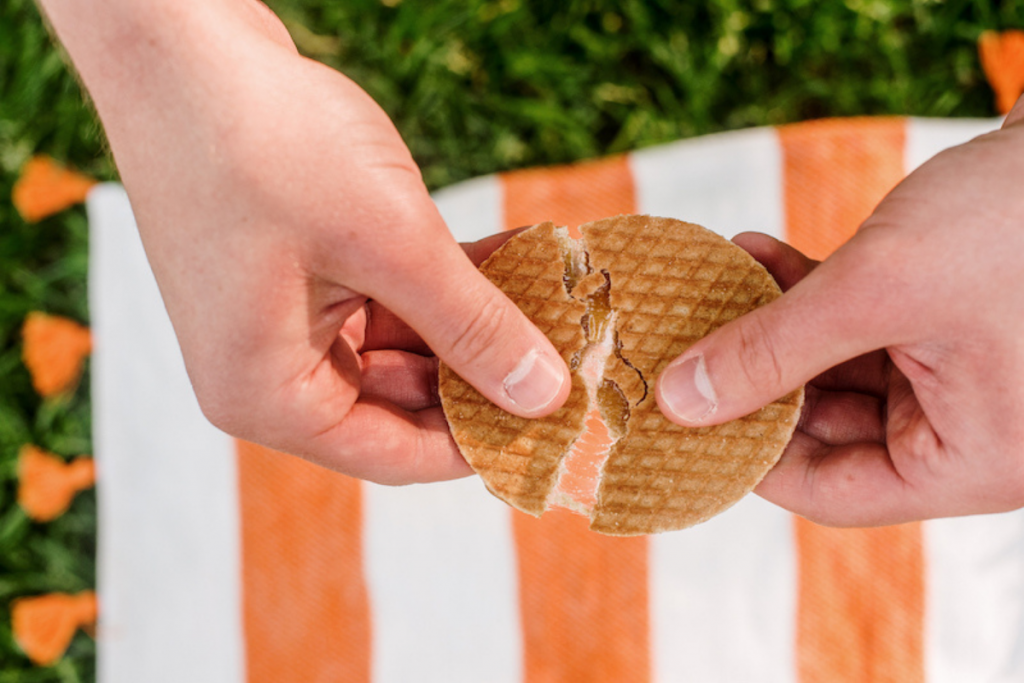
<box><xmin>88</xmin><ymin>116</ymin><xmax>1024</xmax><ymax>683</ymax></box>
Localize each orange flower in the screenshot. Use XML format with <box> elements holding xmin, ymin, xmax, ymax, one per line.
<box><xmin>21</xmin><ymin>313</ymin><xmax>92</xmax><ymax>397</ymax></box>
<box><xmin>11</xmin><ymin>592</ymin><xmax>97</xmax><ymax>666</ymax></box>
<box><xmin>979</xmin><ymin>30</ymin><xmax>1024</xmax><ymax>115</ymax></box>
<box><xmin>18</xmin><ymin>445</ymin><xmax>95</xmax><ymax>522</ymax></box>
<box><xmin>11</xmin><ymin>156</ymin><xmax>97</xmax><ymax>223</ymax></box>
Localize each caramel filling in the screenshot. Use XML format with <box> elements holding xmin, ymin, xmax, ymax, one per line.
<box><xmin>548</xmin><ymin>243</ymin><xmax>642</xmax><ymax>515</ymax></box>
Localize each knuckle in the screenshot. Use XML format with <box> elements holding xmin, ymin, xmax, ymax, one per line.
<box><xmin>190</xmin><ymin>370</ymin><xmax>265</xmax><ymax>443</ymax></box>
<box><xmin>982</xmin><ymin>447</ymin><xmax>1024</xmax><ymax>511</ymax></box>
<box><xmin>735</xmin><ymin>314</ymin><xmax>786</xmax><ymax>396</ymax></box>
<box><xmin>193</xmin><ymin>383</ymin><xmax>246</xmax><ymax>437</ymax></box>
<box><xmin>1005</xmin><ymin>471</ymin><xmax>1024</xmax><ymax>509</ymax></box>
<box><xmin>446</xmin><ymin>295</ymin><xmax>513</xmax><ymax>367</ymax></box>
<box><xmin>992</xmin><ymin>472</ymin><xmax>1024</xmax><ymax>511</ymax></box>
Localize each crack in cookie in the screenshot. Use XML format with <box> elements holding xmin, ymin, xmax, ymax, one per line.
<box><xmin>439</xmin><ymin>216</ymin><xmax>804</xmax><ymax>536</ymax></box>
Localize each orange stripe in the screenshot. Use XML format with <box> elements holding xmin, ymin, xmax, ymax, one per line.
<box><xmin>502</xmin><ymin>155</ymin><xmax>638</xmax><ymax>238</ymax></box>
<box><xmin>501</xmin><ymin>155</ymin><xmax>650</xmax><ymax>683</ymax></box>
<box><xmin>795</xmin><ymin>522</ymin><xmax>924</xmax><ymax>683</ymax></box>
<box><xmin>780</xmin><ymin>118</ymin><xmax>925</xmax><ymax>683</ymax></box>
<box><xmin>780</xmin><ymin>118</ymin><xmax>906</xmax><ymax>260</ymax></box>
<box><xmin>514</xmin><ymin>510</ymin><xmax>648</xmax><ymax>683</ymax></box>
<box><xmin>236</xmin><ymin>441</ymin><xmax>370</xmax><ymax>683</ymax></box>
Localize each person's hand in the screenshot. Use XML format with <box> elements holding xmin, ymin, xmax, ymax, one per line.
<box><xmin>656</xmin><ymin>98</ymin><xmax>1024</xmax><ymax>526</ymax></box>
<box><xmin>41</xmin><ymin>0</ymin><xmax>571</xmax><ymax>483</ymax></box>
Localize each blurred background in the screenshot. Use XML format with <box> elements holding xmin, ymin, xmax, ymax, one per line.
<box><xmin>0</xmin><ymin>0</ymin><xmax>1019</xmax><ymax>678</ymax></box>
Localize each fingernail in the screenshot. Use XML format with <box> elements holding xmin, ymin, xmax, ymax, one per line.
<box><xmin>503</xmin><ymin>348</ymin><xmax>566</xmax><ymax>415</ymax></box>
<box><xmin>659</xmin><ymin>355</ymin><xmax>717</xmax><ymax>423</ymax></box>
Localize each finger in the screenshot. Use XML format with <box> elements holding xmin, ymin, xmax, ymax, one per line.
<box><xmin>362</xmin><ymin>301</ymin><xmax>431</xmax><ymax>354</ymax></box>
<box><xmin>360</xmin><ymin>350</ymin><xmax>439</xmax><ymax>411</ymax></box>
<box><xmin>755</xmin><ymin>432</ymin><xmax>925</xmax><ymax>527</ymax></box>
<box><xmin>219</xmin><ymin>331</ymin><xmax>468</xmax><ymax>484</ymax></box>
<box><xmin>799</xmin><ymin>385</ymin><xmax>885</xmax><ymax>445</ymax></box>
<box><xmin>810</xmin><ymin>348</ymin><xmax>891</xmax><ymax>396</ymax></box>
<box><xmin>881</xmin><ymin>358</ymin><xmax>943</xmax><ymax>469</ymax></box>
<box><xmin>372</xmin><ymin>203</ymin><xmax>572</xmax><ymax>419</ymax></box>
<box><xmin>731</xmin><ymin>232</ymin><xmax>820</xmax><ymax>292</ymax></box>
<box><xmin>461</xmin><ymin>226</ymin><xmax>533</xmax><ymax>267</ymax></box>
<box><xmin>300</xmin><ymin>399</ymin><xmax>472</xmax><ymax>485</ymax></box>
<box><xmin>655</xmin><ymin>228</ymin><xmax>908</xmax><ymax>427</ymax></box>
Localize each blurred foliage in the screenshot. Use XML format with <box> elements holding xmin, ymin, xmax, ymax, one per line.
<box><xmin>269</xmin><ymin>0</ymin><xmax>1019</xmax><ymax>187</ymax></box>
<box><xmin>0</xmin><ymin>0</ymin><xmax>1020</xmax><ymax>678</ymax></box>
<box><xmin>1</xmin><ymin>0</ymin><xmax>103</xmax><ymax>678</ymax></box>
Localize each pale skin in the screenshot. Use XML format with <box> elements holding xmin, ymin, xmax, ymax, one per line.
<box><xmin>39</xmin><ymin>0</ymin><xmax>571</xmax><ymax>484</ymax></box>
<box><xmin>41</xmin><ymin>0</ymin><xmax>1024</xmax><ymax>525</ymax></box>
<box><xmin>658</xmin><ymin>98</ymin><xmax>1024</xmax><ymax>526</ymax></box>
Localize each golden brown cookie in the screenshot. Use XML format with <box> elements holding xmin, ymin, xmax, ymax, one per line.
<box><xmin>439</xmin><ymin>216</ymin><xmax>804</xmax><ymax>535</ymax></box>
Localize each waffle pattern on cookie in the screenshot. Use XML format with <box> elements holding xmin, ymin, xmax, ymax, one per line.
<box><xmin>439</xmin><ymin>223</ymin><xmax>590</xmax><ymax>515</ymax></box>
<box><xmin>583</xmin><ymin>216</ymin><xmax>804</xmax><ymax>535</ymax></box>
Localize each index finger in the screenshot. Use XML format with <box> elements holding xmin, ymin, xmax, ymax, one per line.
<box><xmin>299</xmin><ymin>399</ymin><xmax>472</xmax><ymax>485</ymax></box>
<box><xmin>460</xmin><ymin>225</ymin><xmax>532</xmax><ymax>266</ymax></box>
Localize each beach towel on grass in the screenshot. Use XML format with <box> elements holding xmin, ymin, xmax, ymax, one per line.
<box><xmin>88</xmin><ymin>115</ymin><xmax>1024</xmax><ymax>683</ymax></box>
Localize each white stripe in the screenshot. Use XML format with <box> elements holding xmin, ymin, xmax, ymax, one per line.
<box><xmin>634</xmin><ymin>127</ymin><xmax>795</xmax><ymax>681</ymax></box>
<box><xmin>925</xmin><ymin>512</ymin><xmax>1024</xmax><ymax>683</ymax></box>
<box><xmin>88</xmin><ymin>184</ymin><xmax>244</xmax><ymax>683</ymax></box>
<box><xmin>364</xmin><ymin>478</ymin><xmax>521</xmax><ymax>683</ymax></box>
<box><xmin>433</xmin><ymin>174</ymin><xmax>503</xmax><ymax>243</ymax></box>
<box><xmin>630</xmin><ymin>127</ymin><xmax>785</xmax><ymax>241</ymax></box>
<box><xmin>649</xmin><ymin>496</ymin><xmax>797</xmax><ymax>683</ymax></box>
<box><xmin>905</xmin><ymin>117</ymin><xmax>1002</xmax><ymax>173</ymax></box>
<box><xmin>907</xmin><ymin>117</ymin><xmax>1024</xmax><ymax>682</ymax></box>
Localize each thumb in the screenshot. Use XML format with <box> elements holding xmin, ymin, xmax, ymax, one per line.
<box><xmin>655</xmin><ymin>231</ymin><xmax>898</xmax><ymax>425</ymax></box>
<box><xmin>380</xmin><ymin>230</ymin><xmax>572</xmax><ymax>419</ymax></box>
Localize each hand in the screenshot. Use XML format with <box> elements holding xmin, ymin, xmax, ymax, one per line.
<box><xmin>656</xmin><ymin>98</ymin><xmax>1024</xmax><ymax>526</ymax></box>
<box><xmin>41</xmin><ymin>0</ymin><xmax>571</xmax><ymax>483</ymax></box>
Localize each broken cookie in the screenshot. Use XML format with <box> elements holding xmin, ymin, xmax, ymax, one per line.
<box><xmin>439</xmin><ymin>215</ymin><xmax>804</xmax><ymax>536</ymax></box>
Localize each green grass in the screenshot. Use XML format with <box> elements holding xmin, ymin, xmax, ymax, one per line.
<box><xmin>268</xmin><ymin>0</ymin><xmax>1018</xmax><ymax>188</ymax></box>
<box><xmin>0</xmin><ymin>0</ymin><xmax>1020</xmax><ymax>678</ymax></box>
